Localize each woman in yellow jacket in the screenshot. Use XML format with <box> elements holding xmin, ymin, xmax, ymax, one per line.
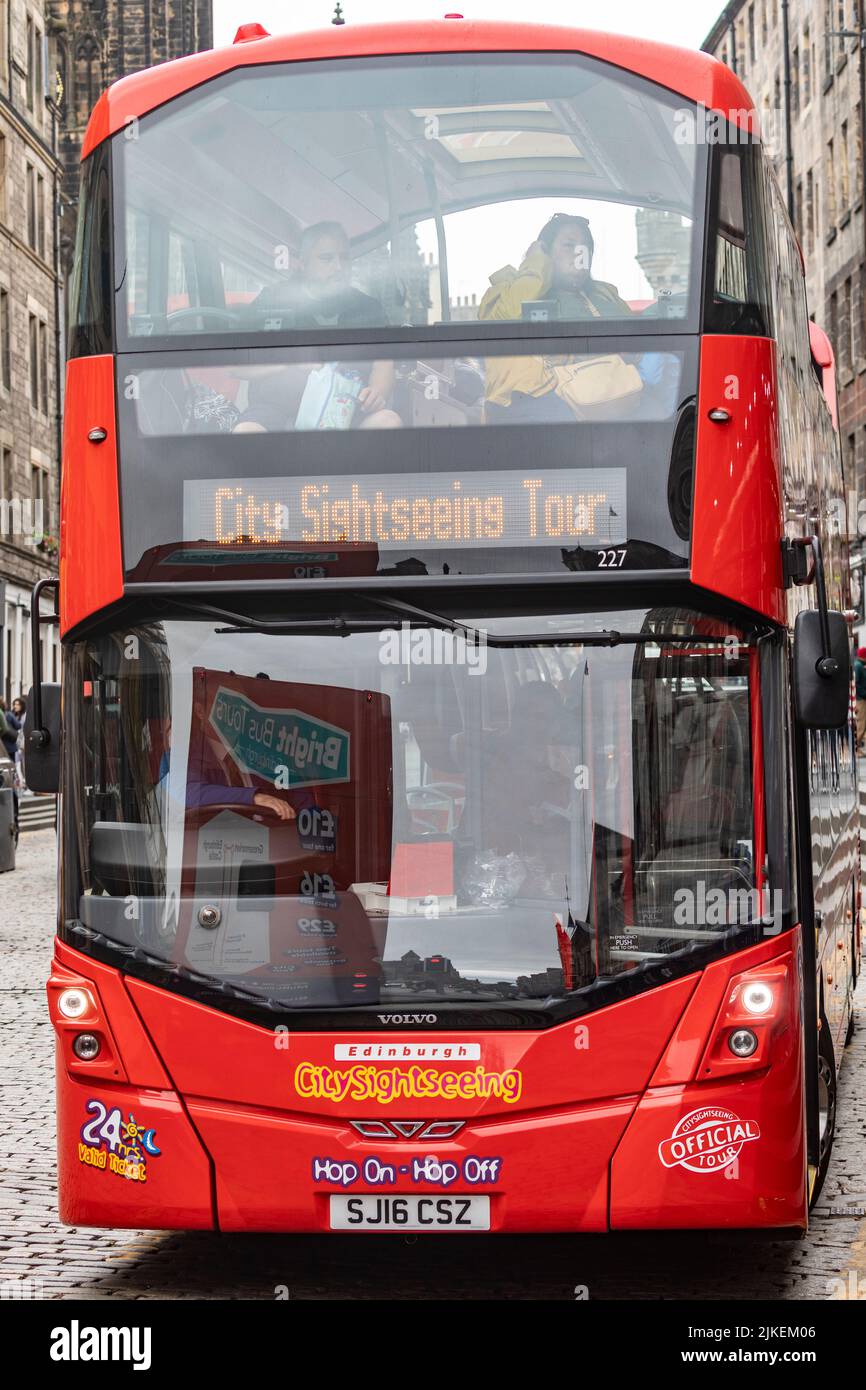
<box><xmin>479</xmin><ymin>213</ymin><xmax>634</xmax><ymax>424</ymax></box>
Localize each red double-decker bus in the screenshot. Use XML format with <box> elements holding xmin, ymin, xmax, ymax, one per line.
<box><xmin>29</xmin><ymin>19</ymin><xmax>859</xmax><ymax>1234</ymax></box>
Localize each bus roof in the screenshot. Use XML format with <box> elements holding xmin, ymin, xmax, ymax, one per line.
<box><xmin>81</xmin><ymin>18</ymin><xmax>757</xmax><ymax>159</ymax></box>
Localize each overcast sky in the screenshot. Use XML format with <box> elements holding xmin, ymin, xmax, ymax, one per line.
<box><xmin>213</xmin><ymin>1</ymin><xmax>726</xmax><ymax>52</ymax></box>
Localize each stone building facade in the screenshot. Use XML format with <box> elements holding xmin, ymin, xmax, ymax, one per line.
<box><xmin>703</xmin><ymin>0</ymin><xmax>866</xmax><ymax>628</ymax></box>
<box><xmin>0</xmin><ymin>0</ymin><xmax>63</xmax><ymax>700</ymax></box>
<box><xmin>0</xmin><ymin>1</ymin><xmax>211</xmax><ymax>703</ymax></box>
<box><xmin>47</xmin><ymin>1</ymin><xmax>213</xmax><ymax>267</ymax></box>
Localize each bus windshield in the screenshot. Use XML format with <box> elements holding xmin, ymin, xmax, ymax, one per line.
<box><xmin>62</xmin><ymin>604</ymin><xmax>762</xmax><ymax>1023</ymax></box>
<box><xmin>110</xmin><ymin>52</ymin><xmax>702</xmax><ymax>344</ymax></box>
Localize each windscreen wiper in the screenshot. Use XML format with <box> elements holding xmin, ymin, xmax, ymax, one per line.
<box><xmin>350</xmin><ymin>594</ymin><xmax>731</xmax><ymax>648</ymax></box>
<box><xmin>161</xmin><ymin>596</ymin><xmax>761</xmax><ymax>649</ymax></box>
<box><xmin>351</xmin><ymin>591</ymin><xmax>628</xmax><ymax>646</ymax></box>
<box><xmin>160</xmin><ymin>598</ymin><xmax>386</xmax><ymax>636</ymax></box>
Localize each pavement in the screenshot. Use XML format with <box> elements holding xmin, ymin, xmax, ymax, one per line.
<box><xmin>2</xmin><ymin>828</ymin><xmax>865</xmax><ymax>1301</ymax></box>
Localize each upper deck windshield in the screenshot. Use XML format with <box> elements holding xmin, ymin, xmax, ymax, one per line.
<box><xmin>109</xmin><ymin>53</ymin><xmax>701</xmax><ymax>346</ymax></box>
<box><xmin>76</xmin><ymin>53</ymin><xmax>707</xmax><ymax>582</ymax></box>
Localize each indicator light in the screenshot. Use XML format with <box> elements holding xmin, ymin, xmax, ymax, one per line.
<box><xmin>742</xmin><ymin>981</ymin><xmax>774</xmax><ymax>1015</ymax></box>
<box><xmin>728</xmin><ymin>1028</ymin><xmax>759</xmax><ymax>1058</ymax></box>
<box><xmin>72</xmin><ymin>1033</ymin><xmax>101</xmax><ymax>1061</ymax></box>
<box><xmin>57</xmin><ymin>987</ymin><xmax>93</xmax><ymax>1019</ymax></box>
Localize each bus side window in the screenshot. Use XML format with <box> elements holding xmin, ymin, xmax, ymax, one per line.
<box><xmin>705</xmin><ymin>143</ymin><xmax>772</xmax><ymax>337</ymax></box>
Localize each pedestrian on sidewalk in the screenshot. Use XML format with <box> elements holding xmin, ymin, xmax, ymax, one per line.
<box><xmin>0</xmin><ymin>698</ymin><xmax>19</xmax><ymax>829</ymax></box>
<box><xmin>11</xmin><ymin>696</ymin><xmax>28</xmax><ymax>795</ymax></box>
<box><xmin>855</xmin><ymin>647</ymin><xmax>866</xmax><ymax>753</ymax></box>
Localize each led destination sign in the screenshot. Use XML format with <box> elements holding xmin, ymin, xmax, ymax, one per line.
<box><xmin>183</xmin><ymin>468</ymin><xmax>627</xmax><ymax>550</ymax></box>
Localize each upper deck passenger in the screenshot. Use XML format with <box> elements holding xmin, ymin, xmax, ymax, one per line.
<box><xmin>479</xmin><ymin>213</ymin><xmax>635</xmax><ymax>420</ymax></box>
<box><xmin>236</xmin><ymin>221</ymin><xmax>399</xmax><ymax>431</ymax></box>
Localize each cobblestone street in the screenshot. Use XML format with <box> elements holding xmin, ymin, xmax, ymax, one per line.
<box><xmin>2</xmin><ymin>829</ymin><xmax>865</xmax><ymax>1301</ymax></box>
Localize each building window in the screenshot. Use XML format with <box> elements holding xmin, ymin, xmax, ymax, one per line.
<box><xmin>39</xmin><ymin>319</ymin><xmax>48</xmax><ymax>410</ymax></box>
<box><xmin>841</xmin><ymin>121</ymin><xmax>851</xmax><ymax>209</ymax></box>
<box><xmin>825</xmin><ymin>0</ymin><xmax>835</xmax><ymax>77</ymax></box>
<box><xmin>0</xmin><ymin>4</ymin><xmax>7</xmax><ymax>91</ymax></box>
<box><xmin>34</xmin><ymin>23</ymin><xmax>43</xmax><ymax>112</ymax></box>
<box><xmin>24</xmin><ymin>16</ymin><xmax>43</xmax><ymax>116</ymax></box>
<box><xmin>827</xmin><ymin>137</ymin><xmax>837</xmax><ymax>227</ymax></box>
<box><xmin>28</xmin><ymin>314</ymin><xmax>39</xmax><ymax>409</ymax></box>
<box><xmin>841</xmin><ymin>276</ymin><xmax>852</xmax><ymax>373</ymax></box>
<box><xmin>0</xmin><ymin>447</ymin><xmax>11</xmax><ymax>505</ymax></box>
<box><xmin>806</xmin><ymin>169</ymin><xmax>815</xmax><ymax>254</ymax></box>
<box><xmin>0</xmin><ymin>288</ymin><xmax>9</xmax><ymax>391</ymax></box>
<box><xmin>75</xmin><ymin>35</ymin><xmax>101</xmax><ymax>117</ymax></box>
<box><xmin>761</xmin><ymin>0</ymin><xmax>768</xmax><ymax>45</ymax></box>
<box><xmin>829</xmin><ymin>289</ymin><xmax>839</xmax><ymax>352</ymax></box>
<box><xmin>0</xmin><ymin>131</ymin><xmax>6</xmax><ymax>223</ymax></box>
<box><xmin>36</xmin><ymin>171</ymin><xmax>45</xmax><ymax>258</ymax></box>
<box><xmin>748</xmin><ymin>5</ymin><xmax>756</xmax><ymax>63</ymax></box>
<box><xmin>25</xmin><ymin>14</ymin><xmax>34</xmax><ymax>108</ymax></box>
<box><xmin>25</xmin><ymin>165</ymin><xmax>47</xmax><ymax>261</ymax></box>
<box><xmin>795</xmin><ymin>178</ymin><xmax>804</xmax><ymax>241</ymax></box>
<box><xmin>30</xmin><ymin>460</ymin><xmax>46</xmax><ymax>537</ymax></box>
<box><xmin>27</xmin><ymin>317</ymin><xmax>50</xmax><ymax>414</ymax></box>
<box><xmin>803</xmin><ymin>27</ymin><xmax>812</xmax><ymax>106</ymax></box>
<box><xmin>25</xmin><ymin>163</ymin><xmax>35</xmax><ymax>247</ymax></box>
<box><xmin>792</xmin><ymin>48</ymin><xmax>800</xmax><ymax>115</ymax></box>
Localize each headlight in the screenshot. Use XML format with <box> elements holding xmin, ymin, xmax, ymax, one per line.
<box><xmin>72</xmin><ymin>1033</ymin><xmax>101</xmax><ymax>1060</ymax></box>
<box><xmin>741</xmin><ymin>981</ymin><xmax>774</xmax><ymax>1015</ymax></box>
<box><xmin>57</xmin><ymin>987</ymin><xmax>93</xmax><ymax>1019</ymax></box>
<box><xmin>728</xmin><ymin>1028</ymin><xmax>759</xmax><ymax>1057</ymax></box>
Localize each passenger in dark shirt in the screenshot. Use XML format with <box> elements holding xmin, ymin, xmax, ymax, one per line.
<box><xmin>236</xmin><ymin>221</ymin><xmax>400</xmax><ymax>432</ymax></box>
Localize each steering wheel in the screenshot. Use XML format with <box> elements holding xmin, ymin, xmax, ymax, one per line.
<box><xmin>165</xmin><ymin>306</ymin><xmax>241</xmax><ymax>331</ymax></box>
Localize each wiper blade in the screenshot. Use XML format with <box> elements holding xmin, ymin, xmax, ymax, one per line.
<box><xmin>159</xmin><ymin>598</ymin><xmax>763</xmax><ymax>649</ymax></box>
<box><xmin>346</xmin><ymin>593</ymin><xmax>616</xmax><ymax>647</ymax></box>
<box><xmin>161</xmin><ymin>599</ymin><xmax>384</xmax><ymax>636</ymax></box>
<box><xmin>350</xmin><ymin>595</ymin><xmax>749</xmax><ymax>649</ymax></box>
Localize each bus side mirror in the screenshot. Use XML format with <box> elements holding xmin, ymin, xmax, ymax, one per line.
<box><xmin>24</xmin><ymin>683</ymin><xmax>61</xmax><ymax>793</ymax></box>
<box><xmin>793</xmin><ymin>610</ymin><xmax>850</xmax><ymax>728</ymax></box>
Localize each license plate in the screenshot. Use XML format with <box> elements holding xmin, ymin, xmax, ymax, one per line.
<box><xmin>329</xmin><ymin>1195</ymin><xmax>490</xmax><ymax>1231</ymax></box>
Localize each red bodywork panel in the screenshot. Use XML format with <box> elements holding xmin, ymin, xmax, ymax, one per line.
<box><xmin>691</xmin><ymin>336</ymin><xmax>785</xmax><ymax>623</ymax></box>
<box><xmin>82</xmin><ymin>21</ymin><xmax>758</xmax><ymax>159</ymax></box>
<box><xmin>49</xmin><ymin>932</ymin><xmax>807</xmax><ymax>1232</ymax></box>
<box><xmin>611</xmin><ymin>948</ymin><xmax>804</xmax><ymax>1230</ymax></box>
<box><xmin>60</xmin><ymin>356</ymin><xmax>124</xmax><ymax>635</ymax></box>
